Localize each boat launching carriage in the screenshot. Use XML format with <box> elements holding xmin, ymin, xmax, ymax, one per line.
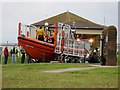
<box><xmin>17</xmin><ymin>22</ymin><xmax>90</xmax><ymax>62</ymax></box>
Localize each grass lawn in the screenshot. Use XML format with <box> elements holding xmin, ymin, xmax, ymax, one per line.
<box><xmin>2</xmin><ymin>63</ymin><xmax>118</xmax><ymax>88</ymax></box>
<box><xmin>1</xmin><ymin>54</ymin><xmax>119</xmax><ymax>88</ymax></box>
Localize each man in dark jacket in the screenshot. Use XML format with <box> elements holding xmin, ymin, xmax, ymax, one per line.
<box><xmin>20</xmin><ymin>49</ymin><xmax>25</xmax><ymax>64</ymax></box>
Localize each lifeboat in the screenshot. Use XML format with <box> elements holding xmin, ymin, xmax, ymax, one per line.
<box><xmin>18</xmin><ymin>35</ymin><xmax>55</xmax><ymax>61</ymax></box>
<box><xmin>17</xmin><ymin>22</ymin><xmax>87</xmax><ymax>62</ymax></box>
<box><xmin>17</xmin><ymin>22</ymin><xmax>59</xmax><ymax>61</ymax></box>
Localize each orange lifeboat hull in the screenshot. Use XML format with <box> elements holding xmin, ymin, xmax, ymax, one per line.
<box><xmin>18</xmin><ymin>36</ymin><xmax>55</xmax><ymax>61</ymax></box>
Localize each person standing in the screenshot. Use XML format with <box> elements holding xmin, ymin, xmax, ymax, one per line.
<box><xmin>20</xmin><ymin>49</ymin><xmax>25</xmax><ymax>64</ymax></box>
<box><xmin>51</xmin><ymin>31</ymin><xmax>55</xmax><ymax>44</ymax></box>
<box><xmin>10</xmin><ymin>46</ymin><xmax>18</xmax><ymax>64</ymax></box>
<box><xmin>36</xmin><ymin>27</ymin><xmax>46</xmax><ymax>41</ymax></box>
<box><xmin>4</xmin><ymin>47</ymin><xmax>9</xmax><ymax>64</ymax></box>
<box><xmin>26</xmin><ymin>53</ymin><xmax>32</xmax><ymax>63</ymax></box>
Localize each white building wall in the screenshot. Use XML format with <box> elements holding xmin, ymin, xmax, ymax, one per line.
<box><xmin>0</xmin><ymin>43</ymin><xmax>19</xmax><ymax>55</ymax></box>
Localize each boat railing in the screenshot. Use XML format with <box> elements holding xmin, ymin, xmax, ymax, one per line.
<box><xmin>54</xmin><ymin>38</ymin><xmax>86</xmax><ymax>57</ymax></box>
<box><xmin>54</xmin><ymin>22</ymin><xmax>86</xmax><ymax>58</ymax></box>
<box><xmin>18</xmin><ymin>22</ymin><xmax>37</xmax><ymax>39</ymax></box>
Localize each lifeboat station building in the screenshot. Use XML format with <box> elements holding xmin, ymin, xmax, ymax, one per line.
<box><xmin>31</xmin><ymin>11</ymin><xmax>117</xmax><ymax>66</ymax></box>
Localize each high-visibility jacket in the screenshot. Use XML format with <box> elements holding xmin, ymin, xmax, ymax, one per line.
<box><xmin>36</xmin><ymin>29</ymin><xmax>45</xmax><ymax>36</ymax></box>
<box><xmin>10</xmin><ymin>48</ymin><xmax>18</xmax><ymax>54</ymax></box>
<box><xmin>51</xmin><ymin>32</ymin><xmax>55</xmax><ymax>38</ymax></box>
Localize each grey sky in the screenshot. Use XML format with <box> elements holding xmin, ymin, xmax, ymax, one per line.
<box><xmin>1</xmin><ymin>2</ymin><xmax>119</xmax><ymax>43</ymax></box>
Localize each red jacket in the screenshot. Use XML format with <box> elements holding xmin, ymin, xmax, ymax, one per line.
<box><xmin>4</xmin><ymin>48</ymin><xmax>9</xmax><ymax>56</ymax></box>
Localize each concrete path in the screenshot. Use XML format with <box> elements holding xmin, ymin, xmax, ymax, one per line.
<box><xmin>43</xmin><ymin>64</ymin><xmax>118</xmax><ymax>73</ymax></box>
<box><xmin>43</xmin><ymin>67</ymin><xmax>96</xmax><ymax>73</ymax></box>
<box><xmin>91</xmin><ymin>64</ymin><xmax>118</xmax><ymax>68</ymax></box>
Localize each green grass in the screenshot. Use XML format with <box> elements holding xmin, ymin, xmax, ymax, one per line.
<box><xmin>1</xmin><ymin>55</ymin><xmax>27</xmax><ymax>64</ymax></box>
<box><xmin>2</xmin><ymin>63</ymin><xmax>118</xmax><ymax>88</ymax></box>
<box><xmin>65</xmin><ymin>67</ymin><xmax>118</xmax><ymax>88</ymax></box>
<box><xmin>1</xmin><ymin>54</ymin><xmax>119</xmax><ymax>88</ymax></box>
<box><xmin>117</xmin><ymin>53</ymin><xmax>120</xmax><ymax>65</ymax></box>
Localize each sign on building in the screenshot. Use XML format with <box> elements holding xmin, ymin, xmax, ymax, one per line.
<box><xmin>0</xmin><ymin>47</ymin><xmax>2</xmax><ymax>54</ymax></box>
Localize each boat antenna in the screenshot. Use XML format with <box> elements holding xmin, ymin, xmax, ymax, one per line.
<box><xmin>104</xmin><ymin>17</ymin><xmax>106</xmax><ymax>27</ymax></box>
<box><xmin>103</xmin><ymin>3</ymin><xmax>106</xmax><ymax>28</ymax></box>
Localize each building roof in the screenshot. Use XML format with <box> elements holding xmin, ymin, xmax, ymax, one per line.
<box><xmin>32</xmin><ymin>11</ymin><xmax>105</xmax><ymax>28</ymax></box>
